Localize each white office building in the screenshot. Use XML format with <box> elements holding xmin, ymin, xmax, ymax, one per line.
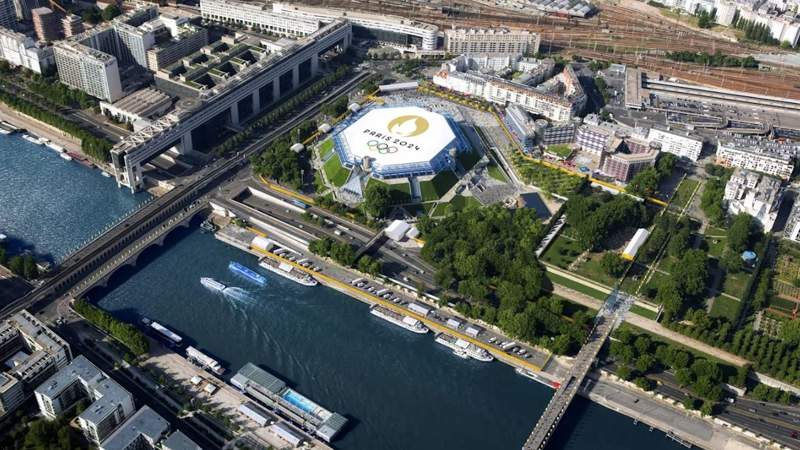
<box><xmin>723</xmin><ymin>168</ymin><xmax>784</xmax><ymax>231</ymax></box>
<box><xmin>443</xmin><ymin>27</ymin><xmax>539</xmax><ymax>56</ymax></box>
<box><xmin>272</xmin><ymin>2</ymin><xmax>438</xmax><ymax>50</ymax></box>
<box><xmin>716</xmin><ymin>138</ymin><xmax>796</xmax><ymax>179</ymax></box>
<box><xmin>54</xmin><ymin>41</ymin><xmax>123</xmax><ymax>102</ymax></box>
<box><xmin>0</xmin><ymin>27</ymin><xmax>53</xmax><ymax>73</ymax></box>
<box><xmin>647</xmin><ymin>128</ymin><xmax>703</xmax><ymax>161</ymax></box>
<box><xmin>35</xmin><ymin>355</ymin><xmax>135</xmax><ymax>445</ymax></box>
<box><xmin>200</xmin><ymin>0</ymin><xmax>319</xmax><ymax>37</ymax></box>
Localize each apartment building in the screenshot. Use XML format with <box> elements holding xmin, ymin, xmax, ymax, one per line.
<box><xmin>35</xmin><ymin>355</ymin><xmax>135</xmax><ymax>444</ymax></box>
<box><xmin>443</xmin><ymin>27</ymin><xmax>540</xmax><ymax>56</ymax></box>
<box><xmin>716</xmin><ymin>138</ymin><xmax>796</xmax><ymax>179</ymax></box>
<box><xmin>647</xmin><ymin>128</ymin><xmax>703</xmax><ymax>161</ymax></box>
<box><xmin>0</xmin><ymin>26</ymin><xmax>54</xmax><ymax>73</ymax></box>
<box><xmin>0</xmin><ymin>310</ymin><xmax>71</xmax><ymax>416</ymax></box>
<box><xmin>724</xmin><ymin>168</ymin><xmax>784</xmax><ymax>231</ymax></box>
<box><xmin>599</xmin><ymin>139</ymin><xmax>659</xmax><ymax>182</ymax></box>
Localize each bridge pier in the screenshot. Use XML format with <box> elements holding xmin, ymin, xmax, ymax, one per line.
<box><xmin>251</xmin><ymin>92</ymin><xmax>260</xmax><ymax>116</ymax></box>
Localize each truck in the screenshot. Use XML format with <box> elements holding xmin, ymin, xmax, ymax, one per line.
<box><xmin>501</xmin><ymin>341</ymin><xmax>517</xmax><ymax>351</ymax></box>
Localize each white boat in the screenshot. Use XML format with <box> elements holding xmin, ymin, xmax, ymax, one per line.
<box><xmin>141</xmin><ymin>317</ymin><xmax>183</xmax><ymax>345</ymax></box>
<box><xmin>22</xmin><ymin>134</ymin><xmax>41</xmax><ymax>145</ymax></box>
<box><xmin>435</xmin><ymin>332</ymin><xmax>494</xmax><ymax>362</ymax></box>
<box><xmin>186</xmin><ymin>346</ymin><xmax>225</xmax><ymax>375</ymax></box>
<box><xmin>59</xmin><ymin>153</ymin><xmax>72</xmax><ymax>161</ymax></box>
<box><xmin>515</xmin><ymin>367</ymin><xmax>560</xmax><ymax>389</ymax></box>
<box><xmin>258</xmin><ymin>257</ymin><xmax>318</xmax><ymax>287</ymax></box>
<box><xmin>201</xmin><ymin>277</ymin><xmax>227</xmax><ymax>292</ymax></box>
<box><xmin>369</xmin><ymin>305</ymin><xmax>429</xmax><ymax>334</ymax></box>
<box><xmin>46</xmin><ymin>142</ymin><xmax>64</xmax><ymax>153</ymax></box>
<box><xmin>0</xmin><ymin>128</ymin><xmax>10</xmax><ymax>135</ymax></box>
<box><xmin>101</xmin><ymin>171</ymin><xmax>112</xmax><ymax>178</ymax></box>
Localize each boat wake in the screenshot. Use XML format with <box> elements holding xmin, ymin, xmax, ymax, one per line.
<box><xmin>221</xmin><ymin>286</ymin><xmax>256</xmax><ymax>303</ymax></box>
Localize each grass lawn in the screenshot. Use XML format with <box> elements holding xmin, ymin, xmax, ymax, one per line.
<box><xmin>487</xmin><ymin>163</ymin><xmax>508</xmax><ymax>182</ymax></box>
<box><xmin>437</xmin><ymin>195</ymin><xmax>481</xmax><ymax>215</ymax></box>
<box><xmin>318</xmin><ymin>138</ymin><xmax>334</xmax><ymax>159</ymax></box>
<box><xmin>709</xmin><ymin>295</ymin><xmax>741</xmax><ymax>321</ymax></box>
<box><xmin>705</xmin><ymin>226</ymin><xmax>728</xmax><ymax>238</ymax></box>
<box><xmin>541</xmin><ymin>234</ymin><xmax>585</xmax><ymax>268</ymax></box>
<box><xmin>630</xmin><ymin>304</ymin><xmax>658</xmax><ymax>320</ymax></box>
<box><xmin>419</xmin><ymin>171</ymin><xmax>459</xmax><ymax>201</ymax></box>
<box><xmin>545</xmin><ymin>144</ymin><xmax>573</xmax><ymax>159</ymax></box>
<box><xmin>768</xmin><ymin>296</ymin><xmax>798</xmax><ymax>314</ymax></box>
<box><xmin>323</xmin><ymin>153</ymin><xmax>351</xmax><ymax>187</ymax></box>
<box><xmin>545</xmin><ymin>271</ymin><xmax>608</xmax><ymax>301</ymax></box>
<box><xmin>670</xmin><ymin>178</ymin><xmax>700</xmax><ymax>210</ymax></box>
<box><xmin>574</xmin><ymin>253</ymin><xmax>619</xmax><ymax>287</ymax></box>
<box><xmin>722</xmin><ymin>270</ymin><xmax>750</xmax><ymax>299</ymax></box>
<box><xmin>457</xmin><ymin>149</ymin><xmax>482</xmax><ymax>171</ymax></box>
<box><xmin>705</xmin><ymin>236</ymin><xmax>727</xmax><ymax>259</ymax></box>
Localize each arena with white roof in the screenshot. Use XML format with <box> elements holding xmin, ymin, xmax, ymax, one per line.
<box><xmin>332</xmin><ymin>106</ymin><xmax>469</xmax><ymax>179</ymax></box>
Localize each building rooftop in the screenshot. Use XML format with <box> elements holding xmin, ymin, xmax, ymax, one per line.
<box><xmin>100</xmin><ymin>406</ymin><xmax>169</xmax><ymax>450</ymax></box>
<box><xmin>232</xmin><ymin>362</ymin><xmax>286</xmax><ymax>394</ymax></box>
<box><xmin>161</xmin><ymin>430</ymin><xmax>202</xmax><ymax>450</ymax></box>
<box><xmin>106</xmin><ymin>88</ymin><xmax>172</xmax><ymax>118</ymax></box>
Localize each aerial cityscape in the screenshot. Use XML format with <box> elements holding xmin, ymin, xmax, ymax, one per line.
<box><xmin>1</xmin><ymin>0</ymin><xmax>800</xmax><ymax>448</ymax></box>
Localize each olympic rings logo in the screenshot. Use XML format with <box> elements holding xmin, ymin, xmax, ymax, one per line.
<box><xmin>367</xmin><ymin>140</ymin><xmax>399</xmax><ymax>154</ymax></box>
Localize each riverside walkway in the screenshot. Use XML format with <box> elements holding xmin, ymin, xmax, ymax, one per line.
<box><xmin>522</xmin><ymin>290</ymin><xmax>632</xmax><ymax>450</ymax></box>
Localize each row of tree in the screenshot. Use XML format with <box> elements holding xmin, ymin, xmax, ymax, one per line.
<box><xmin>73</xmin><ymin>299</ymin><xmax>149</xmax><ymax>356</ymax></box>
<box><xmin>734</xmin><ymin>17</ymin><xmax>779</xmax><ymax>45</ymax></box>
<box><xmin>308</xmin><ymin>236</ymin><xmax>382</xmax><ymax>275</ymax></box>
<box><xmin>0</xmin><ymin>87</ymin><xmax>112</xmax><ymax>160</ymax></box>
<box><xmin>666</xmin><ymin>50</ymin><xmax>758</xmax><ymax>68</ymax></box>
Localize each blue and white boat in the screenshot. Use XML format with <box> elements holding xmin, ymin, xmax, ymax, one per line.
<box><xmin>228</xmin><ymin>261</ymin><xmax>267</xmax><ymax>286</ymax></box>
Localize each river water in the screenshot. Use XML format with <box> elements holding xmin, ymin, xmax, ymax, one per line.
<box><xmin>2</xmin><ymin>134</ymin><xmax>684</xmax><ymax>450</ymax></box>
<box><xmin>0</xmin><ymin>134</ymin><xmax>149</xmax><ymax>263</ymax></box>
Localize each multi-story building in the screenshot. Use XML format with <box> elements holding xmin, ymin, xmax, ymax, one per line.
<box><xmin>35</xmin><ymin>355</ymin><xmax>135</xmax><ymax>445</ymax></box>
<box><xmin>99</xmin><ymin>87</ymin><xmax>172</xmax><ymax>127</ymax></box>
<box><xmin>271</xmin><ymin>1</ymin><xmax>439</xmax><ymax>50</ymax></box>
<box><xmin>54</xmin><ymin>40</ymin><xmax>123</xmax><ymax>101</ymax></box>
<box><xmin>0</xmin><ymin>26</ymin><xmax>54</xmax><ymax>73</ymax></box>
<box><xmin>716</xmin><ymin>138</ymin><xmax>796</xmax><ymax>180</ymax></box>
<box><xmin>540</xmin><ymin>121</ymin><xmax>577</xmax><ymax>146</ymax></box>
<box><xmin>145</xmin><ymin>18</ymin><xmax>207</xmax><ymax>72</ymax></box>
<box><xmin>503</xmin><ymin>104</ymin><xmax>537</xmax><ymax>151</ymax></box>
<box><xmin>599</xmin><ymin>139</ymin><xmax>659</xmax><ymax>182</ymax></box>
<box><xmin>62</xmin><ymin>14</ymin><xmax>84</xmax><ymax>38</ymax></box>
<box><xmin>723</xmin><ymin>168</ymin><xmax>784</xmax><ymax>231</ymax></box>
<box><xmin>575</xmin><ymin>123</ymin><xmax>615</xmax><ymax>156</ymax></box>
<box><xmin>443</xmin><ymin>27</ymin><xmax>539</xmax><ymax>56</ymax></box>
<box><xmin>54</xmin><ymin>6</ymin><xmax>159</xmax><ymax>101</ymax></box>
<box><xmin>99</xmin><ymin>406</ymin><xmax>169</xmax><ymax>450</ymax></box>
<box><xmin>13</xmin><ymin>0</ymin><xmax>40</xmax><ymax>21</ymax></box>
<box><xmin>434</xmin><ymin>62</ymin><xmax>585</xmax><ymax>122</ymax></box>
<box><xmin>32</xmin><ymin>7</ymin><xmax>59</xmax><ymax>42</ymax></box>
<box><xmin>200</xmin><ymin>0</ymin><xmax>320</xmax><ymax>37</ymax></box>
<box><xmin>784</xmin><ymin>201</ymin><xmax>800</xmax><ymax>241</ymax></box>
<box><xmin>0</xmin><ymin>0</ymin><xmax>16</xmax><ymax>29</ymax></box>
<box><xmin>647</xmin><ymin>128</ymin><xmax>703</xmax><ymax>161</ymax></box>
<box><xmin>0</xmin><ymin>310</ymin><xmax>71</xmax><ymax>417</ymax></box>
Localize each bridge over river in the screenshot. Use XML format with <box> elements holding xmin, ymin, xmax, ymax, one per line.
<box><xmin>522</xmin><ymin>290</ymin><xmax>633</xmax><ymax>450</ymax></box>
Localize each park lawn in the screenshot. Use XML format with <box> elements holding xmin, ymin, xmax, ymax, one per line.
<box><xmin>541</xmin><ymin>234</ymin><xmax>585</xmax><ymax>268</ymax></box>
<box><xmin>419</xmin><ymin>171</ymin><xmax>459</xmax><ymax>201</ymax></box>
<box><xmin>545</xmin><ymin>144</ymin><xmax>573</xmax><ymax>159</ymax></box>
<box><xmin>630</xmin><ymin>304</ymin><xmax>658</xmax><ymax>320</ymax></box>
<box><xmin>709</xmin><ymin>295</ymin><xmax>741</xmax><ymax>321</ymax></box>
<box><xmin>487</xmin><ymin>163</ymin><xmax>508</xmax><ymax>182</ymax></box>
<box><xmin>437</xmin><ymin>195</ymin><xmax>481</xmax><ymax>215</ymax></box>
<box><xmin>768</xmin><ymin>295</ymin><xmax>798</xmax><ymax>314</ymax></box>
<box><xmin>545</xmin><ymin>271</ymin><xmax>608</xmax><ymax>301</ymax></box>
<box><xmin>457</xmin><ymin>149</ymin><xmax>482</xmax><ymax>171</ymax></box>
<box><xmin>705</xmin><ymin>226</ymin><xmax>728</xmax><ymax>238</ymax></box>
<box><xmin>323</xmin><ymin>153</ymin><xmax>351</xmax><ymax>187</ymax></box>
<box><xmin>670</xmin><ymin>178</ymin><xmax>700</xmax><ymax>209</ymax></box>
<box><xmin>318</xmin><ymin>138</ymin><xmax>334</xmax><ymax>160</ymax></box>
<box><xmin>722</xmin><ymin>271</ymin><xmax>751</xmax><ymax>299</ymax></box>
<box><xmin>574</xmin><ymin>253</ymin><xmax>619</xmax><ymax>287</ymax></box>
<box><xmin>704</xmin><ymin>234</ymin><xmax>728</xmax><ymax>259</ymax></box>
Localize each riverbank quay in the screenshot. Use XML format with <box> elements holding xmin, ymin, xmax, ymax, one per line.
<box><xmin>0</xmin><ymin>103</ymin><xmax>113</xmax><ymax>174</ymax></box>
<box><xmin>213</xmin><ymin>222</ymin><xmax>550</xmax><ymax>373</ymax></box>
<box><xmin>214</xmin><ymin>218</ymin><xmax>777</xmax><ymax>450</ymax></box>
<box><xmin>582</xmin><ymin>371</ymin><xmax>761</xmax><ymax>450</ymax></box>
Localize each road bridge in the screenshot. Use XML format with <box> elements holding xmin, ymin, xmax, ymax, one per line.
<box><xmin>0</xmin><ymin>71</ymin><xmax>371</xmax><ymax>319</ymax></box>
<box><xmin>522</xmin><ymin>290</ymin><xmax>633</xmax><ymax>450</ymax></box>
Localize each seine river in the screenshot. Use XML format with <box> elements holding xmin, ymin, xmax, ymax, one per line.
<box><xmin>1</xmin><ymin>134</ymin><xmax>683</xmax><ymax>450</ymax></box>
